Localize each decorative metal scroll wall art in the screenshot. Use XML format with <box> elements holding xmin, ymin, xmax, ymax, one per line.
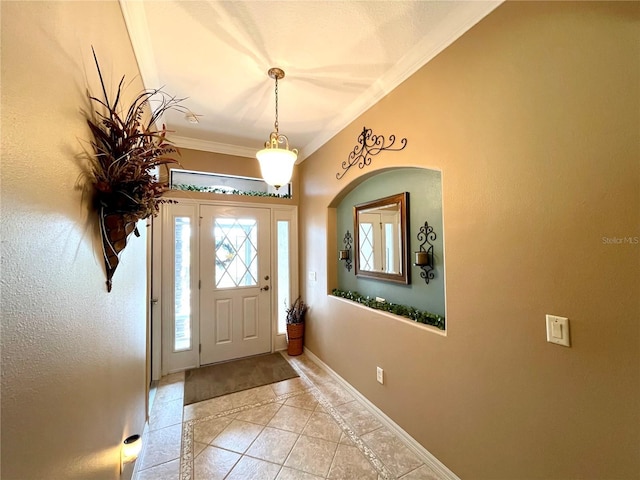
<box><xmin>336</xmin><ymin>127</ymin><xmax>408</xmax><ymax>180</ymax></box>
<box><xmin>414</xmin><ymin>221</ymin><xmax>437</xmax><ymax>284</ymax></box>
<box><xmin>340</xmin><ymin>230</ymin><xmax>353</xmax><ymax>272</ymax></box>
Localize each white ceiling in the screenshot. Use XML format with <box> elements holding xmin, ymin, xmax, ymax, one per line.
<box><xmin>120</xmin><ymin>0</ymin><xmax>502</xmax><ymax>161</ymax></box>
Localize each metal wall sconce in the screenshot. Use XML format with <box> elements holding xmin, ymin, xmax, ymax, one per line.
<box><xmin>341</xmin><ymin>231</ymin><xmax>353</xmax><ymax>272</ymax></box>
<box><xmin>121</xmin><ymin>434</ymin><xmax>142</xmax><ymax>473</ymax></box>
<box><xmin>414</xmin><ymin>220</ymin><xmax>436</xmax><ymax>284</ymax></box>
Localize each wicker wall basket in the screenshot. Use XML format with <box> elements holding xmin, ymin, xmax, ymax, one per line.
<box><xmin>100</xmin><ymin>210</ymin><xmax>139</xmax><ymax>292</ymax></box>
<box><xmin>286</xmin><ymin>323</ymin><xmax>305</xmax><ymax>356</ymax></box>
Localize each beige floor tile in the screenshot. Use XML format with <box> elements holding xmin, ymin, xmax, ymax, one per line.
<box><xmin>149</xmin><ymin>397</ymin><xmax>183</xmax><ymax>431</ymax></box>
<box><xmin>276</xmin><ymin>466</ymin><xmax>324</xmax><ymax>480</ymax></box>
<box><xmin>298</xmin><ymin>369</ymin><xmax>332</xmax><ymax>386</ymax></box>
<box><xmin>193</xmin><ymin>441</ymin><xmax>208</xmax><ymax>458</ymax></box>
<box><xmin>227</xmin><ymin>384</ymin><xmax>277</xmax><ymax>409</ymax></box>
<box><xmin>183</xmin><ymin>395</ymin><xmax>234</xmax><ymax>421</ymax></box>
<box><xmin>284</xmin><ymin>435</ymin><xmax>338</xmax><ymax>477</ymax></box>
<box><xmin>289</xmin><ymin>357</ymin><xmax>332</xmax><ymax>384</ymax></box>
<box><xmin>139</xmin><ymin>424</ymin><xmax>182</xmax><ymax>470</ymax></box>
<box><xmin>225</xmin><ymin>455</ymin><xmax>281</xmax><ymax>480</ymax></box>
<box><xmin>270</xmin><ymin>377</ymin><xmax>308</xmax><ymax>395</ymax></box>
<box><xmin>193</xmin><ymin>445</ymin><xmax>241</xmax><ymax>480</ymax></box>
<box><xmin>235</xmin><ymin>401</ymin><xmax>283</xmax><ymax>425</ymax></box>
<box><xmin>136</xmin><ymin>458</ymin><xmax>180</xmax><ymax>480</ymax></box>
<box><xmin>268</xmin><ymin>404</ymin><xmax>313</xmax><ymax>433</ymax></box>
<box><xmin>328</xmin><ymin>443</ymin><xmax>378</xmax><ymax>480</ymax></box>
<box><xmin>339</xmin><ymin>431</ymin><xmax>355</xmax><ymax>446</ymax></box>
<box><xmin>301</xmin><ymin>411</ymin><xmax>342</xmax><ymax>442</ymax></box>
<box><xmin>284</xmin><ymin>392</ymin><xmax>318</xmax><ymax>411</ymax></box>
<box><xmin>141</xmin><ymin>355</ymin><xmax>447</xmax><ymax>480</ymax></box>
<box><xmin>315</xmin><ymin>381</ymin><xmax>354</xmax><ymax>406</ymax></box>
<box><xmin>286</xmin><ymin>353</ymin><xmax>317</xmax><ymax>370</ymax></box>
<box><xmin>211</xmin><ymin>419</ymin><xmax>264</xmax><ymax>453</ymax></box>
<box><xmin>245</xmin><ymin>426</ymin><xmax>299</xmax><ymax>464</ymax></box>
<box><xmin>362</xmin><ymin>427</ymin><xmax>422</xmax><ymax>477</ymax></box>
<box><xmin>154</xmin><ymin>382</ymin><xmax>184</xmax><ymax>404</ymax></box>
<box><xmin>159</xmin><ymin>371</ymin><xmax>185</xmax><ymax>386</ymax></box>
<box><xmin>336</xmin><ymin>401</ymin><xmax>382</xmax><ymax>435</ymax></box>
<box><xmin>399</xmin><ymin>464</ymin><xmax>443</xmax><ymax>480</ymax></box>
<box><xmin>192</xmin><ymin>415</ymin><xmax>233</xmax><ymax>444</ymax></box>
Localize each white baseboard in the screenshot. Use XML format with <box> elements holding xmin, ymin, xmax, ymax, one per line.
<box><xmin>304</xmin><ymin>348</ymin><xmax>460</xmax><ymax>480</ymax></box>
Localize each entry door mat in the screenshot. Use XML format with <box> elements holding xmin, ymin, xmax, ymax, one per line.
<box><xmin>183</xmin><ymin>353</ymin><xmax>299</xmax><ymax>406</ymax></box>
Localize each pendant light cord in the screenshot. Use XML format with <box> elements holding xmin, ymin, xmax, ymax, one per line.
<box><xmin>274</xmin><ymin>76</ymin><xmax>279</xmax><ymax>134</ymax></box>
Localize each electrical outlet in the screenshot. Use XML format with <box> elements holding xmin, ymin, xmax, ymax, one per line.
<box><xmin>376</xmin><ymin>367</ymin><xmax>384</xmax><ymax>384</ymax></box>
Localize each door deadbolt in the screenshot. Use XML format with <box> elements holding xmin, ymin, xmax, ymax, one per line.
<box><xmin>264</xmin><ymin>275</ymin><xmax>270</xmax><ymax>281</ymax></box>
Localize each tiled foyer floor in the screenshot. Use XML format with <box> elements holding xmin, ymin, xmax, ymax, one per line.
<box><xmin>135</xmin><ymin>353</ymin><xmax>443</xmax><ymax>480</ymax></box>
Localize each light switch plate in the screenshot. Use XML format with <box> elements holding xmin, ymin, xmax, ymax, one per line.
<box><xmin>546</xmin><ymin>315</ymin><xmax>570</xmax><ymax>347</ymax></box>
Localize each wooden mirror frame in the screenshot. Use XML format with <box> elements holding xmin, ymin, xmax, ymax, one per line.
<box><xmin>353</xmin><ymin>192</ymin><xmax>409</xmax><ymax>284</ymax></box>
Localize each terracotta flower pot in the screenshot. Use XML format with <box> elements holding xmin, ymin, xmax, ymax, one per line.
<box><xmin>286</xmin><ymin>323</ymin><xmax>305</xmax><ymax>356</ymax></box>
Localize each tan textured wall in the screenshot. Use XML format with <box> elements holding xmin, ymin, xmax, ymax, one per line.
<box><xmin>177</xmin><ymin>148</ymin><xmax>263</xmax><ymax>178</ymax></box>
<box><xmin>1</xmin><ymin>2</ymin><xmax>147</xmax><ymax>479</ymax></box>
<box><xmin>299</xmin><ymin>2</ymin><xmax>639</xmax><ymax>478</ymax></box>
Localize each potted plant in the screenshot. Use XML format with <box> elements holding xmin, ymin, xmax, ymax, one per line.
<box><xmin>286</xmin><ymin>296</ymin><xmax>308</xmax><ymax>356</ymax></box>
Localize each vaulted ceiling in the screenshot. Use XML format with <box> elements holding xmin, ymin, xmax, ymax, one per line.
<box><xmin>120</xmin><ymin>0</ymin><xmax>501</xmax><ymax>161</ymax></box>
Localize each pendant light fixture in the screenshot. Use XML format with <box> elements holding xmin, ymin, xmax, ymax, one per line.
<box><xmin>256</xmin><ymin>67</ymin><xmax>298</xmax><ymax>189</ymax></box>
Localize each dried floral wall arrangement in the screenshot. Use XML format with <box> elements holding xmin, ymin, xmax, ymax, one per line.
<box><xmin>85</xmin><ymin>49</ymin><xmax>188</xmax><ymax>291</ymax></box>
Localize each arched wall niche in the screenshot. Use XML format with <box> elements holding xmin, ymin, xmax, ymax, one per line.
<box><xmin>327</xmin><ymin>166</ymin><xmax>446</xmax><ymax>319</ymax></box>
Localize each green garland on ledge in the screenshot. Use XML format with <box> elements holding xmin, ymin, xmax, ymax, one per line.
<box><xmin>172</xmin><ymin>184</ymin><xmax>291</xmax><ymax>199</ymax></box>
<box><xmin>331</xmin><ymin>289</ymin><xmax>445</xmax><ymax>330</ymax></box>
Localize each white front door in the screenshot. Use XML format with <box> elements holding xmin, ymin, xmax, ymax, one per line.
<box><xmin>199</xmin><ymin>205</ymin><xmax>271</xmax><ymax>365</ymax></box>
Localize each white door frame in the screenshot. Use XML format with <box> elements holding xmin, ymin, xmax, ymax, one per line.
<box><xmin>161</xmin><ymin>201</ymin><xmax>201</xmax><ymax>374</ymax></box>
<box><xmin>150</xmin><ymin>215</ymin><xmax>162</xmax><ymax>382</ymax></box>
<box><xmin>152</xmin><ymin>197</ymin><xmax>298</xmax><ymax>376</ymax></box>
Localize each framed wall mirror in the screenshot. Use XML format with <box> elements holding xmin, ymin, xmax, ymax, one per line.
<box><xmin>353</xmin><ymin>192</ymin><xmax>409</xmax><ymax>284</ymax></box>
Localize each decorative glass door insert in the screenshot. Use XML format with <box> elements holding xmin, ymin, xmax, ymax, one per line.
<box><xmin>214</xmin><ymin>218</ymin><xmax>258</xmax><ymax>289</ymax></box>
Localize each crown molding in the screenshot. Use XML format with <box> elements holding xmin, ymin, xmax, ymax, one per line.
<box><xmin>301</xmin><ymin>0</ymin><xmax>503</xmax><ymax>161</ymax></box>
<box><xmin>119</xmin><ymin>0</ymin><xmax>160</xmax><ymax>89</ymax></box>
<box><xmin>119</xmin><ymin>0</ymin><xmax>170</xmax><ymax>128</ymax></box>
<box><xmin>120</xmin><ymin>0</ymin><xmax>502</xmax><ymax>164</ymax></box>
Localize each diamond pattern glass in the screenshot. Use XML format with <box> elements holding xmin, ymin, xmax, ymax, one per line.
<box><xmin>359</xmin><ymin>223</ymin><xmax>374</xmax><ymax>271</ymax></box>
<box><xmin>214</xmin><ymin>218</ymin><xmax>258</xmax><ymax>288</ymax></box>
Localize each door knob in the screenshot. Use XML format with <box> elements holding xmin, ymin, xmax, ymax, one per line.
<box><xmin>260</xmin><ymin>285</ymin><xmax>270</xmax><ymax>291</ymax></box>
